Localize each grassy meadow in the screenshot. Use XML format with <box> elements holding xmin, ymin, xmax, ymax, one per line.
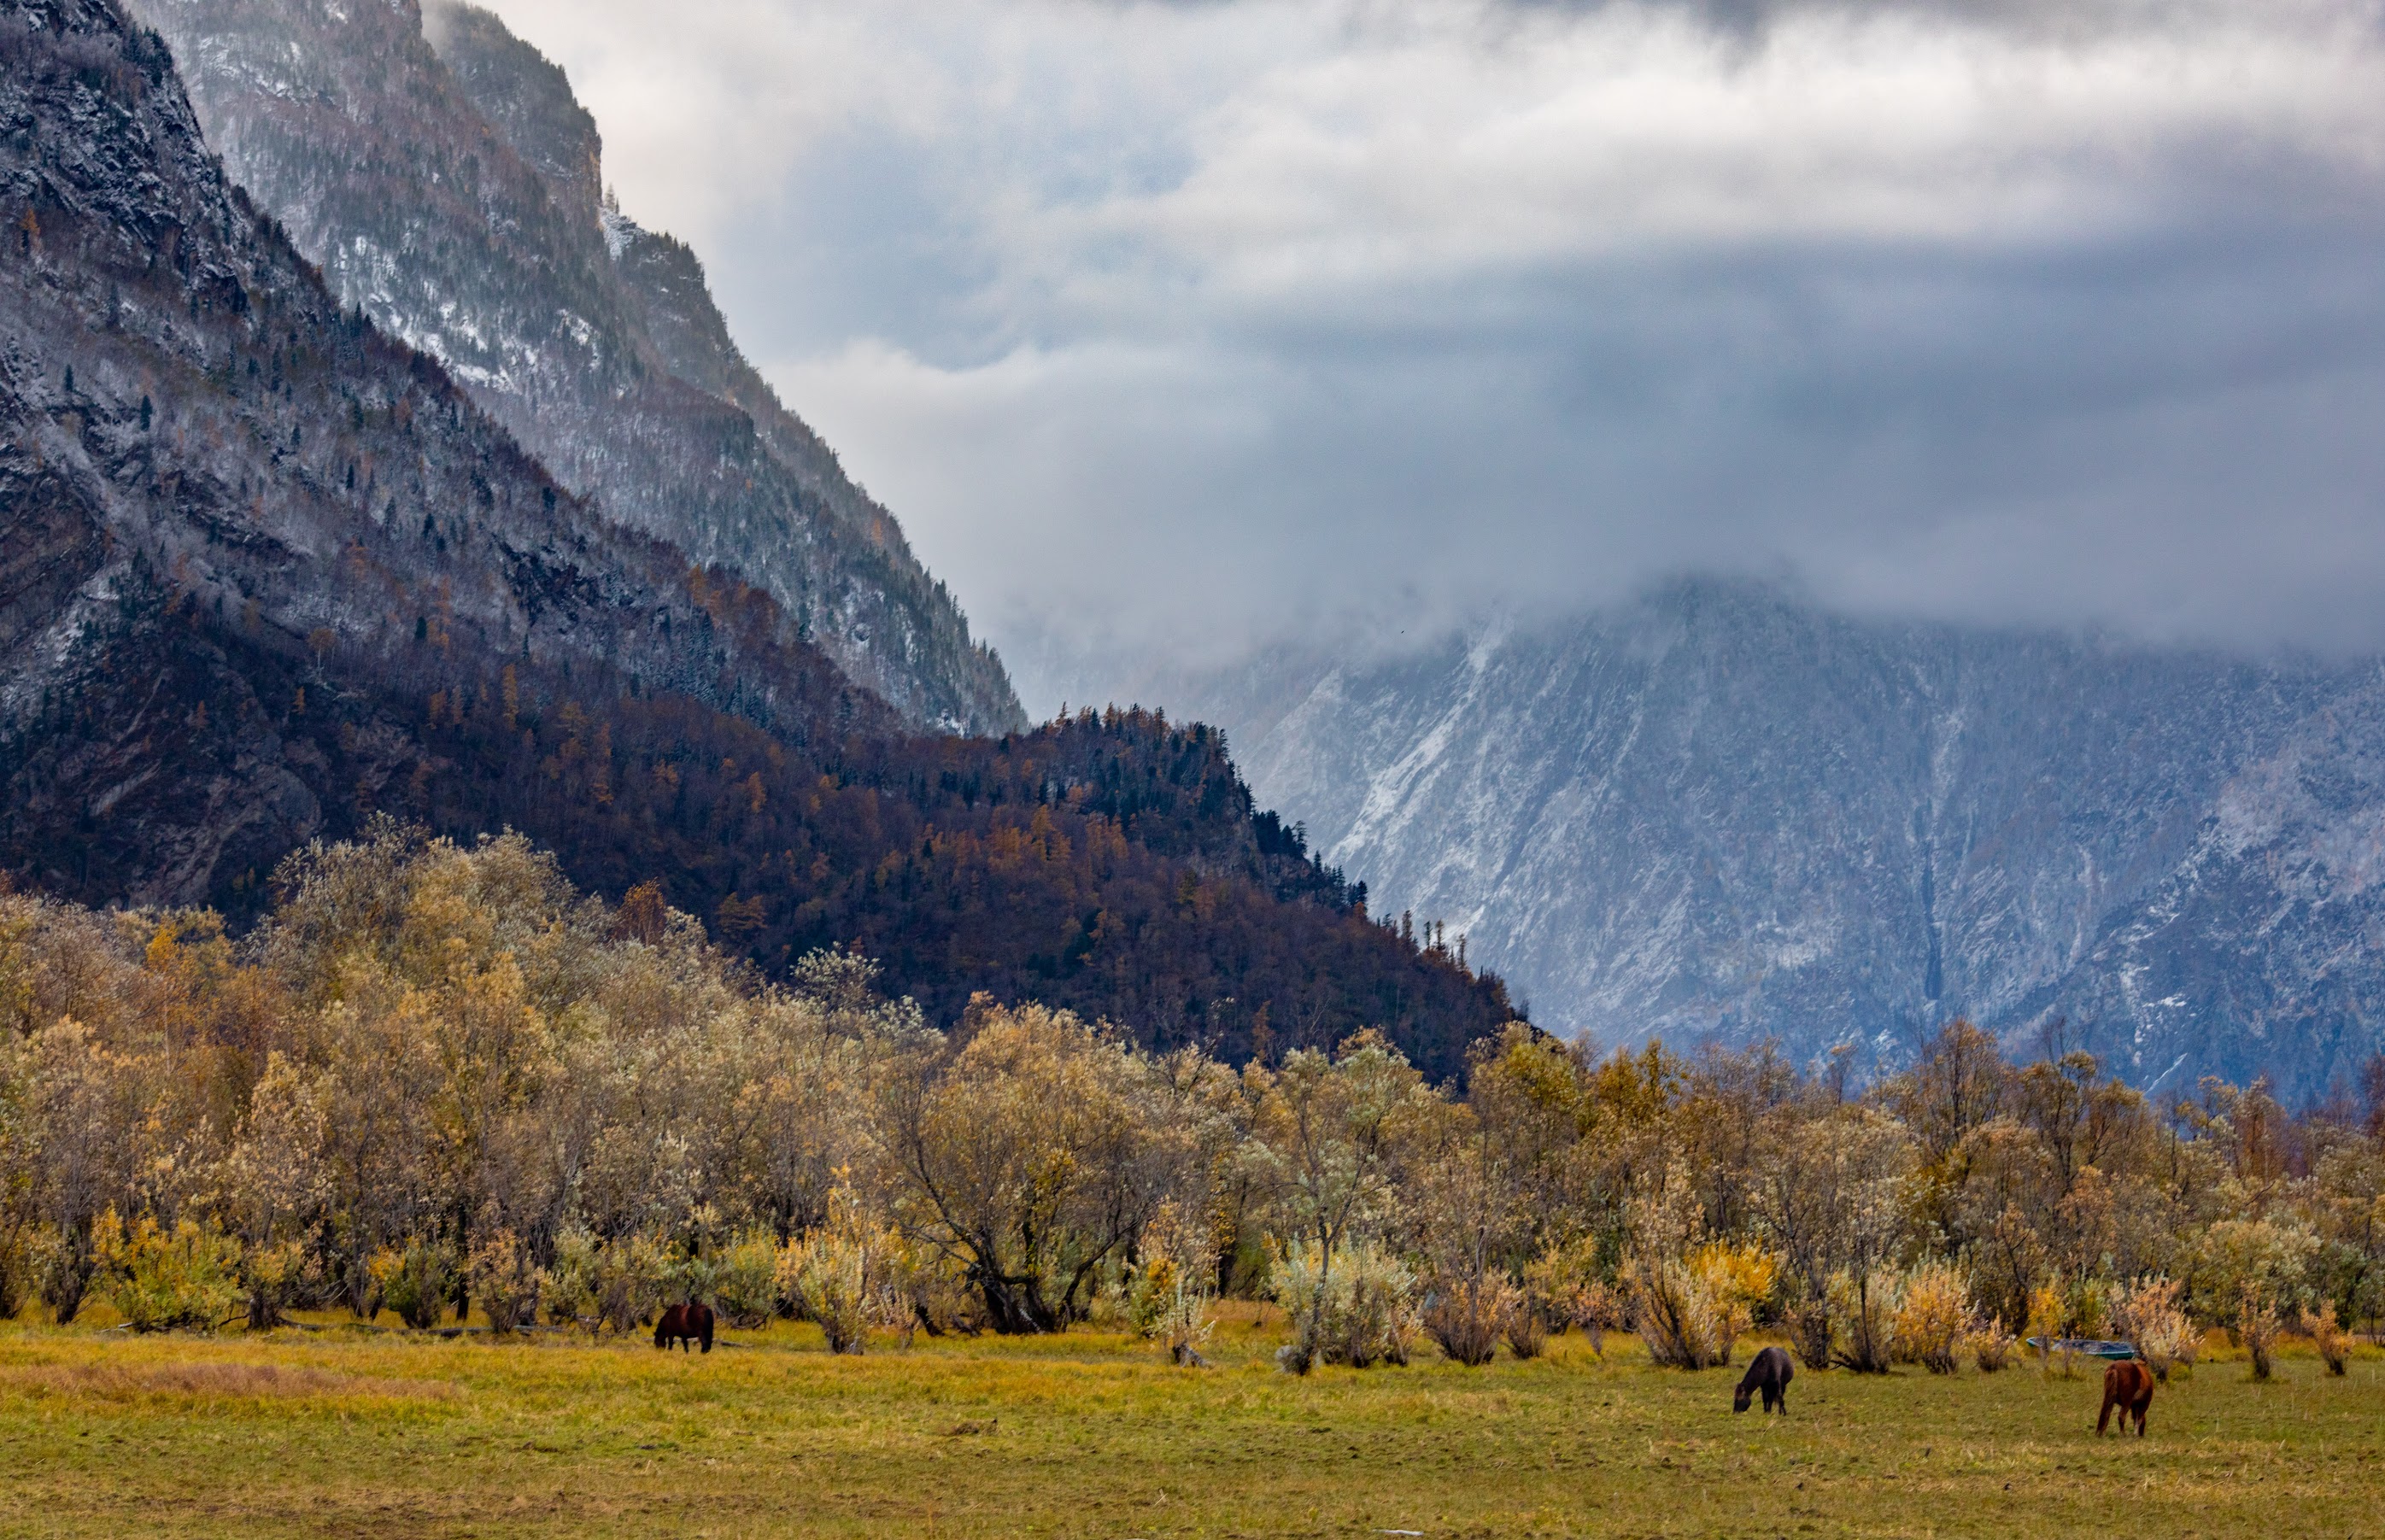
<box><xmin>1</xmin><ymin>1306</ymin><xmax>2379</xmax><ymax>1539</ymax></box>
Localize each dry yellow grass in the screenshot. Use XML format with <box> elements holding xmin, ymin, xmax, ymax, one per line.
<box><xmin>1</xmin><ymin>1304</ymin><xmax>2378</xmax><ymax>1538</ymax></box>
<box><xmin>3</xmin><ymin>1360</ymin><xmax>453</xmax><ymax>1404</ymax></box>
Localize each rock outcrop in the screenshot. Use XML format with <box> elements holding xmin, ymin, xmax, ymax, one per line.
<box><xmin>0</xmin><ymin>0</ymin><xmax>881</xmax><ymax>907</ymax></box>
<box><xmin>130</xmin><ymin>0</ymin><xmax>1023</xmax><ymax>735</ymax></box>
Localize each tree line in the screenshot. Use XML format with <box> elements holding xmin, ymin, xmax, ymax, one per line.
<box><xmin>1</xmin><ymin>823</ymin><xmax>2378</xmax><ymax>1378</ymax></box>
<box><xmin>397</xmin><ymin>682</ymin><xmax>1518</xmax><ymax>1078</ymax></box>
<box><xmin>0</xmin><ymin>0</ymin><xmax>1509</xmax><ymax>1083</ymax></box>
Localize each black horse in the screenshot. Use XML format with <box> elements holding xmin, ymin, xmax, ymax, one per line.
<box><xmin>1733</xmin><ymin>1345</ymin><xmax>1793</xmax><ymax>1414</ymax></box>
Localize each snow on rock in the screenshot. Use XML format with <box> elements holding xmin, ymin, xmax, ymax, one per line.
<box><xmin>1175</xmin><ymin>581</ymin><xmax>2385</xmax><ymax>1096</ymax></box>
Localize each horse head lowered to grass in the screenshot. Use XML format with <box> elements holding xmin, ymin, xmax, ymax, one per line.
<box><xmin>1734</xmin><ymin>1346</ymin><xmax>1794</xmax><ymax>1414</ymax></box>
<box><xmin>654</xmin><ymin>1302</ymin><xmax>714</xmax><ymax>1354</ymax></box>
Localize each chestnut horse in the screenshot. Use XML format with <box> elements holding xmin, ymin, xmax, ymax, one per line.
<box><xmin>2097</xmin><ymin>1359</ymin><xmax>2154</xmax><ymax>1436</ymax></box>
<box><xmin>654</xmin><ymin>1301</ymin><xmax>714</xmax><ymax>1354</ymax></box>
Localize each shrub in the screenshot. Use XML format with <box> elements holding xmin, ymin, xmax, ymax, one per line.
<box><xmin>234</xmin><ymin>1238</ymin><xmax>314</xmax><ymax>1332</ymax></box>
<box><xmin>0</xmin><ymin>1235</ymin><xmax>25</xmax><ymax>1323</ymax></box>
<box><xmin>1340</xmin><ymin>1241</ymin><xmax>1420</xmax><ymax>1369</ymax></box>
<box><xmin>777</xmin><ymin>1189</ymin><xmax>920</xmax><ymax>1355</ymax></box>
<box><xmin>1828</xmin><ymin>1267</ymin><xmax>1901</xmax><ymax>1374</ymax></box>
<box><xmin>2068</xmin><ymin>1274</ymin><xmax>2116</xmax><ymax>1342</ymax></box>
<box><xmin>1504</xmin><ymin>1295</ymin><xmax>1549</xmax><ymax>1360</ymax></box>
<box><xmin>1890</xmin><ymin>1261</ymin><xmax>1972</xmax><ymax>1374</ymax></box>
<box><xmin>1964</xmin><ymin>1321</ymin><xmax>2017</xmax><ymax>1373</ymax></box>
<box><xmin>1423</xmin><ymin>1275</ymin><xmax>1516</xmax><ymax>1367</ymax></box>
<box><xmin>1350</xmin><ymin>1243</ymin><xmax>1422</xmax><ymax>1368</ymax></box>
<box><xmin>1626</xmin><ymin>1254</ymin><xmax>1729</xmax><ymax>1369</ymax></box>
<box><xmin>1698</xmin><ymin>1243</ymin><xmax>1782</xmax><ymax>1338</ymax></box>
<box><xmin>540</xmin><ymin>1226</ymin><xmax>601</xmax><ymax>1335</ymax></box>
<box><xmin>1526</xmin><ymin>1238</ymin><xmax>1616</xmax><ymax>1357</ymax></box>
<box><xmin>712</xmin><ymin>1228</ymin><xmax>783</xmax><ymax>1329</ymax></box>
<box><xmin>1628</xmin><ymin>1242</ymin><xmax>1778</xmax><ymax>1371</ymax></box>
<box><xmin>2301</xmin><ymin>1301</ymin><xmax>2352</xmax><ymax>1376</ymax></box>
<box><xmin>591</xmin><ymin>1233</ymin><xmax>669</xmax><ymax>1337</ymax></box>
<box><xmin>2240</xmin><ymin>1297</ymin><xmax>2282</xmax><ymax>1380</ymax></box>
<box><xmin>1130</xmin><ymin>1253</ymin><xmax>1216</xmax><ymax>1367</ymax></box>
<box><xmin>904</xmin><ymin>1250</ymin><xmax>982</xmax><ymax>1338</ymax></box>
<box><xmin>660</xmin><ymin>1242</ymin><xmax>720</xmax><ymax>1315</ymax></box>
<box><xmin>27</xmin><ymin>1220</ymin><xmax>96</xmax><ymax>1326</ymax></box>
<box><xmin>1124</xmin><ymin>1209</ymin><xmax>1183</xmax><ymax>1339</ymax></box>
<box><xmin>1126</xmin><ymin>1202</ymin><xmax>1216</xmax><ymax>1367</ymax></box>
<box><xmin>467</xmin><ymin>1227</ymin><xmax>540</xmax><ymax>1334</ymax></box>
<box><xmin>532</xmin><ymin>1230</ymin><xmax>666</xmax><ymax>1338</ymax></box>
<box><xmin>781</xmin><ymin>1227</ymin><xmax>870</xmax><ymax>1353</ymax></box>
<box><xmin>91</xmin><ymin>1211</ymin><xmax>241</xmax><ymax>1332</ymax></box>
<box><xmin>1574</xmin><ymin>1281</ymin><xmax>1621</xmax><ymax>1358</ymax></box>
<box><xmin>2025</xmin><ymin>1278</ymin><xmax>2075</xmax><ymax>1378</ymax></box>
<box><xmin>2195</xmin><ymin>1217</ymin><xmax>2317</xmax><ymax>1344</ymax></box>
<box><xmin>372</xmin><ymin>1238</ymin><xmax>458</xmax><ymax>1331</ymax></box>
<box><xmin>2114</xmin><ymin>1275</ymin><xmax>2195</xmax><ymax>1382</ymax></box>
<box><xmin>1787</xmin><ymin>1298</ymin><xmax>1835</xmax><ymax>1372</ymax></box>
<box><xmin>1270</xmin><ymin>1238</ymin><xmax>1418</xmax><ymax>1373</ymax></box>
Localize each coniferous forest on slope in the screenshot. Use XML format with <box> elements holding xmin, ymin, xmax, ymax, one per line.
<box><xmin>392</xmin><ymin>694</ymin><xmax>1515</xmax><ymax>1074</ymax></box>
<box><xmin>9</xmin><ymin>582</ymin><xmax>1516</xmax><ymax>1079</ymax></box>
<box><xmin>0</xmin><ymin>0</ymin><xmax>1517</xmax><ymax>1080</ymax></box>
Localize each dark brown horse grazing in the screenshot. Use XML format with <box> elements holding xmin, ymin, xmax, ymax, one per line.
<box><xmin>2097</xmin><ymin>1359</ymin><xmax>2154</xmax><ymax>1436</ymax></box>
<box><xmin>1734</xmin><ymin>1345</ymin><xmax>1794</xmax><ymax>1414</ymax></box>
<box><xmin>654</xmin><ymin>1302</ymin><xmax>714</xmax><ymax>1354</ymax></box>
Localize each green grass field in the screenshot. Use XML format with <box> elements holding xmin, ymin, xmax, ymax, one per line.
<box><xmin>2</xmin><ymin>1306</ymin><xmax>2378</xmax><ymax>1539</ymax></box>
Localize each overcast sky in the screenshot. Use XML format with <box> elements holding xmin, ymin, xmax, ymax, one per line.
<box><xmin>479</xmin><ymin>0</ymin><xmax>2385</xmax><ymax>709</ymax></box>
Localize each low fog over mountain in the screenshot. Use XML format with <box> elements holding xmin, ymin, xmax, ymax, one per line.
<box><xmin>1160</xmin><ymin>583</ymin><xmax>2385</xmax><ymax>1100</ymax></box>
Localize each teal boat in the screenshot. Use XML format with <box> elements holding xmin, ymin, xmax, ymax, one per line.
<box><xmin>2024</xmin><ymin>1338</ymin><xmax>2136</xmax><ymax>1360</ymax></box>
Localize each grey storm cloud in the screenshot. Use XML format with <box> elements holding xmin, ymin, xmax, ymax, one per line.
<box><xmin>478</xmin><ymin>0</ymin><xmax>2385</xmax><ymax>711</ymax></box>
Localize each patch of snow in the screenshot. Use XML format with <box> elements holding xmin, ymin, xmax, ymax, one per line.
<box><xmin>601</xmin><ymin>205</ymin><xmax>638</xmax><ymax>261</ymax></box>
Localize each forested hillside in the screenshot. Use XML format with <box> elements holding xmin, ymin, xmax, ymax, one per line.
<box><xmin>0</xmin><ymin>0</ymin><xmax>1515</xmax><ymax>1074</ymax></box>
<box><xmin>402</xmin><ymin>695</ymin><xmax>1512</xmax><ymax>1069</ymax></box>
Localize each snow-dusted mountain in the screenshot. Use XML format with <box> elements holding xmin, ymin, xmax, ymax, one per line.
<box><xmin>128</xmin><ymin>0</ymin><xmax>1022</xmax><ymax>735</ymax></box>
<box><xmin>1163</xmin><ymin>583</ymin><xmax>2385</xmax><ymax>1098</ymax></box>
<box><xmin>0</xmin><ymin>0</ymin><xmax>888</xmax><ymax>904</ymax></box>
<box><xmin>0</xmin><ymin>0</ymin><xmax>1512</xmax><ymax>1072</ymax></box>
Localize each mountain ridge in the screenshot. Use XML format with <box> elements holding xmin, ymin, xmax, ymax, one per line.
<box><xmin>129</xmin><ymin>0</ymin><xmax>1023</xmax><ymax>735</ymax></box>
<box><xmin>0</xmin><ymin>0</ymin><xmax>887</xmax><ymax>906</ymax></box>
<box><xmin>1155</xmin><ymin>580</ymin><xmax>2385</xmax><ymax>1098</ymax></box>
<box><xmin>0</xmin><ymin>0</ymin><xmax>1516</xmax><ymax>1075</ymax></box>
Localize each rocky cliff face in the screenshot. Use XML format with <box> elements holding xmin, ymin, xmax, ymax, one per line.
<box><xmin>1</xmin><ymin>0</ymin><xmax>1511</xmax><ymax>1074</ymax></box>
<box><xmin>1172</xmin><ymin>583</ymin><xmax>2385</xmax><ymax>1098</ymax></box>
<box><xmin>0</xmin><ymin>0</ymin><xmax>882</xmax><ymax>907</ymax></box>
<box><xmin>127</xmin><ymin>0</ymin><xmax>1023</xmax><ymax>735</ymax></box>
